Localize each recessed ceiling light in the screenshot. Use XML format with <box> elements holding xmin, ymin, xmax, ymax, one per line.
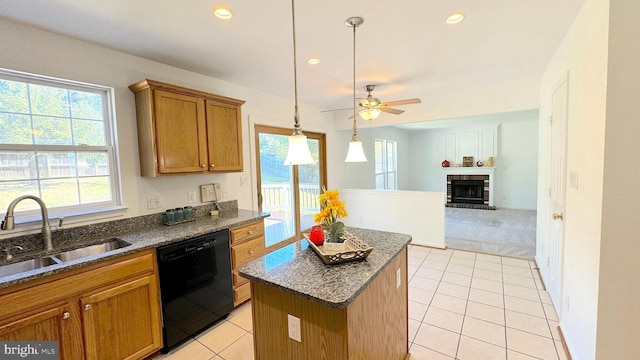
<box><xmin>307</xmin><ymin>58</ymin><xmax>320</xmax><ymax>65</ymax></box>
<box><xmin>214</xmin><ymin>8</ymin><xmax>233</xmax><ymax>19</ymax></box>
<box><xmin>446</xmin><ymin>12</ymin><xmax>464</xmax><ymax>24</ymax></box>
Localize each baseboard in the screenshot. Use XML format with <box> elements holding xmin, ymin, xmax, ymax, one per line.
<box><xmin>532</xmin><ymin>258</ymin><xmax>547</xmax><ymax>290</ymax></box>
<box><xmin>557</xmin><ymin>326</ymin><xmax>572</xmax><ymax>360</ymax></box>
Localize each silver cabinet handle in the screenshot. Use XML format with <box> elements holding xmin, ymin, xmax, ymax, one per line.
<box><xmin>249</xmin><ymin>250</ymin><xmax>254</xmax><ymax>255</ymax></box>
<box><xmin>201</xmin><ymin>164</ymin><xmax>206</xmax><ymax>168</ymax></box>
<box><xmin>210</xmin><ymin>164</ymin><xmax>215</xmax><ymax>169</ymax></box>
<box><xmin>248</xmin><ymin>230</ymin><xmax>253</xmax><ymax>235</ymax></box>
<box><xmin>62</xmin><ymin>312</ymin><xmax>70</xmax><ymax>320</ymax></box>
<box><xmin>84</xmin><ymin>304</ymin><xmax>92</xmax><ymax>311</ymax></box>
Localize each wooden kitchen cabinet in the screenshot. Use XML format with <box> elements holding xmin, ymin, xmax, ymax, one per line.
<box><xmin>81</xmin><ymin>275</ymin><xmax>161</xmax><ymax>360</ymax></box>
<box><xmin>0</xmin><ymin>250</ymin><xmax>162</xmax><ymax>360</ymax></box>
<box><xmin>129</xmin><ymin>79</ymin><xmax>245</xmax><ymax>177</ymax></box>
<box><xmin>0</xmin><ymin>302</ymin><xmax>83</xmax><ymax>359</ymax></box>
<box><xmin>230</xmin><ymin>219</ymin><xmax>265</xmax><ymax>307</ymax></box>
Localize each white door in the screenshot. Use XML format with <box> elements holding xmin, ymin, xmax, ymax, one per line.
<box><xmin>548</xmin><ymin>78</ymin><xmax>568</xmax><ymax>315</ymax></box>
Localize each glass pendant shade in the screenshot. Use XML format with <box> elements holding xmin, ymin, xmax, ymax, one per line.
<box><xmin>284</xmin><ymin>134</ymin><xmax>315</xmax><ymax>165</ymax></box>
<box><xmin>359</xmin><ymin>107</ymin><xmax>382</xmax><ymax>120</ymax></box>
<box><xmin>345</xmin><ymin>140</ymin><xmax>367</xmax><ymax>162</ymax></box>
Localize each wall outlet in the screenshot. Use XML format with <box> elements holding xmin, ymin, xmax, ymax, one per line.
<box><xmin>188</xmin><ymin>191</ymin><xmax>197</xmax><ymax>203</ymax></box>
<box><xmin>146</xmin><ymin>195</ymin><xmax>160</xmax><ymax>210</ymax></box>
<box><xmin>396</xmin><ymin>268</ymin><xmax>401</xmax><ymax>289</ymax></box>
<box><xmin>240</xmin><ymin>175</ymin><xmax>248</xmax><ymax>186</ymax></box>
<box><xmin>201</xmin><ymin>184</ymin><xmax>216</xmax><ymax>202</ymax></box>
<box><xmin>287</xmin><ymin>314</ymin><xmax>301</xmax><ymax>342</ymax></box>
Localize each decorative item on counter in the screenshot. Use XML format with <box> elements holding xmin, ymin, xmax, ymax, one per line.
<box><xmin>463</xmin><ymin>156</ymin><xmax>474</xmax><ymax>167</ymax></box>
<box><xmin>487</xmin><ymin>156</ymin><xmax>494</xmax><ymax>167</ymax></box>
<box><xmin>210</xmin><ymin>201</ymin><xmax>220</xmax><ymax>218</ymax></box>
<box><xmin>476</xmin><ymin>160</ymin><xmax>484</xmax><ymax>167</ymax></box>
<box><xmin>441</xmin><ymin>160</ymin><xmax>450</xmax><ymax>167</ymax></box>
<box><xmin>308</xmin><ymin>225</ymin><xmax>325</xmax><ymax>245</ymax></box>
<box><xmin>303</xmin><ymin>231</ymin><xmax>373</xmax><ymax>265</ymax></box>
<box><xmin>163</xmin><ymin>209</ymin><xmax>175</xmax><ymax>224</ymax></box>
<box><xmin>183</xmin><ymin>206</ymin><xmax>194</xmax><ymax>220</ymax></box>
<box><xmin>174</xmin><ymin>207</ymin><xmax>184</xmax><ymax>222</ymax></box>
<box><xmin>163</xmin><ymin>206</ymin><xmax>196</xmax><ymax>225</ymax></box>
<box><xmin>314</xmin><ymin>187</ymin><xmax>348</xmax><ymax>243</ymax></box>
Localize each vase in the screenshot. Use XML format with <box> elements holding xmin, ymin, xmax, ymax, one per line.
<box><xmin>325</xmin><ymin>221</ymin><xmax>345</xmax><ymax>243</ymax></box>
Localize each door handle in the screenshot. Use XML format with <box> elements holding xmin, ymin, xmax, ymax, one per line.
<box><xmin>552</xmin><ymin>213</ymin><xmax>564</xmax><ymax>220</ymax></box>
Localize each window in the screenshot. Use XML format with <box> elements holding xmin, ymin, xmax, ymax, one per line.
<box><xmin>0</xmin><ymin>69</ymin><xmax>120</xmax><ymax>217</ymax></box>
<box><xmin>375</xmin><ymin>139</ymin><xmax>397</xmax><ymax>190</ymax></box>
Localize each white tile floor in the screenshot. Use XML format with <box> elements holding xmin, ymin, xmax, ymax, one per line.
<box><xmin>155</xmin><ymin>245</ymin><xmax>567</xmax><ymax>360</ymax></box>
<box><xmin>407</xmin><ymin>245</ymin><xmax>567</xmax><ymax>360</ymax></box>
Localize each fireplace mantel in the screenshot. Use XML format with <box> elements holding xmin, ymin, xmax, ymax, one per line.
<box><xmin>443</xmin><ymin>167</ymin><xmax>495</xmax><ymax>207</ymax></box>
<box><xmin>442</xmin><ymin>167</ymin><xmax>495</xmax><ymax>176</ymax></box>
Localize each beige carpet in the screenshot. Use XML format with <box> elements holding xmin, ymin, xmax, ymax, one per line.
<box><xmin>445</xmin><ymin>208</ymin><xmax>537</xmax><ymax>259</ymax></box>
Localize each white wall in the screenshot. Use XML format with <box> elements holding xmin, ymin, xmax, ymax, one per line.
<box><xmin>407</xmin><ymin>110</ymin><xmax>539</xmax><ymax>209</ymax></box>
<box><xmin>339</xmin><ymin>189</ymin><xmax>445</xmax><ymax>248</ymax></box>
<box><xmin>0</xmin><ymin>18</ymin><xmax>335</xmax><ymax>232</ymax></box>
<box><xmin>596</xmin><ymin>0</ymin><xmax>640</xmax><ymax>357</ymax></box>
<box><xmin>333</xmin><ymin>126</ymin><xmax>411</xmax><ymax>190</ymax></box>
<box><xmin>536</xmin><ymin>0</ymin><xmax>609</xmax><ymax>358</ymax></box>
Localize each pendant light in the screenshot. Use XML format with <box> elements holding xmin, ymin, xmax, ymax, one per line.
<box><xmin>283</xmin><ymin>0</ymin><xmax>315</xmax><ymax>166</ymax></box>
<box><xmin>344</xmin><ymin>16</ymin><xmax>367</xmax><ymax>163</ymax></box>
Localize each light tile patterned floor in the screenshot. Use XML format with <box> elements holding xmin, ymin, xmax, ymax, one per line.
<box><xmin>407</xmin><ymin>245</ymin><xmax>566</xmax><ymax>360</ymax></box>
<box><xmin>153</xmin><ymin>301</ymin><xmax>254</xmax><ymax>360</ymax></box>
<box><xmin>155</xmin><ymin>245</ymin><xmax>566</xmax><ymax>360</ymax></box>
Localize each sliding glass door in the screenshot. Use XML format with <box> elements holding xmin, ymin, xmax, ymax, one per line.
<box><xmin>255</xmin><ymin>125</ymin><xmax>326</xmax><ymax>252</ymax></box>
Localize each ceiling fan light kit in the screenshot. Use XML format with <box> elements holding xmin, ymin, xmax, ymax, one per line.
<box><xmin>283</xmin><ymin>0</ymin><xmax>315</xmax><ymax>166</ymax></box>
<box><xmin>344</xmin><ymin>16</ymin><xmax>367</xmax><ymax>163</ymax></box>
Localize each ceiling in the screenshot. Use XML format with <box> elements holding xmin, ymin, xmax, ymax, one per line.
<box><xmin>0</xmin><ymin>0</ymin><xmax>585</xmax><ymax>126</ymax></box>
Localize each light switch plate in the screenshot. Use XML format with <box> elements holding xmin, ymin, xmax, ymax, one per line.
<box><xmin>200</xmin><ymin>184</ymin><xmax>216</xmax><ymax>202</ymax></box>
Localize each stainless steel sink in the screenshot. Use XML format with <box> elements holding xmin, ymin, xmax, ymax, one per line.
<box><xmin>53</xmin><ymin>238</ymin><xmax>131</xmax><ymax>262</ymax></box>
<box><xmin>0</xmin><ymin>256</ymin><xmax>60</xmax><ymax>278</ymax></box>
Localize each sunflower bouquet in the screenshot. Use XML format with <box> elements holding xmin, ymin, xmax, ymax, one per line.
<box><xmin>314</xmin><ymin>187</ymin><xmax>348</xmax><ymax>242</ymax></box>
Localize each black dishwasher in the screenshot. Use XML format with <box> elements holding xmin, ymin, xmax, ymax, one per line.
<box><xmin>157</xmin><ymin>230</ymin><xmax>233</xmax><ymax>351</ymax></box>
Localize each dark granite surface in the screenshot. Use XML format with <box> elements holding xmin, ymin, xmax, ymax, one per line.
<box><xmin>0</xmin><ymin>208</ymin><xmax>269</xmax><ymax>290</ymax></box>
<box><xmin>238</xmin><ymin>227</ymin><xmax>411</xmax><ymax>309</ymax></box>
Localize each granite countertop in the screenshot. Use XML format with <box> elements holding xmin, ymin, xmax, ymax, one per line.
<box><xmin>238</xmin><ymin>227</ymin><xmax>412</xmax><ymax>309</ymax></box>
<box><xmin>0</xmin><ymin>209</ymin><xmax>269</xmax><ymax>290</ymax></box>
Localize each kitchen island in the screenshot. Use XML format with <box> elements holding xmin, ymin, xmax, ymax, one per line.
<box><xmin>239</xmin><ymin>227</ymin><xmax>411</xmax><ymax>359</ymax></box>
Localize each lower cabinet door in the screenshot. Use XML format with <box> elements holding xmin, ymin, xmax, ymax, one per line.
<box><xmin>0</xmin><ymin>302</ymin><xmax>83</xmax><ymax>359</ymax></box>
<box><xmin>81</xmin><ymin>275</ymin><xmax>162</xmax><ymax>360</ymax></box>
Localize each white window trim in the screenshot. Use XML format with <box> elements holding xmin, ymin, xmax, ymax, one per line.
<box><xmin>0</xmin><ymin>68</ymin><xmax>124</xmax><ymax>231</ymax></box>
<box><xmin>375</xmin><ymin>138</ymin><xmax>398</xmax><ymax>190</ymax></box>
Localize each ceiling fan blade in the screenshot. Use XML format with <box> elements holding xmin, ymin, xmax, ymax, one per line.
<box><xmin>381</xmin><ymin>107</ymin><xmax>404</xmax><ymax>115</ymax></box>
<box><xmin>321</xmin><ymin>107</ymin><xmax>353</xmax><ymax>113</ymax></box>
<box><xmin>382</xmin><ymin>98</ymin><xmax>422</xmax><ymax>107</ymax></box>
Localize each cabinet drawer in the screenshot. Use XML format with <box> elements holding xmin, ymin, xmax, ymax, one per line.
<box><xmin>231</xmin><ymin>236</ymin><xmax>265</xmax><ymax>269</ymax></box>
<box><xmin>230</xmin><ymin>221</ymin><xmax>264</xmax><ymax>245</ymax></box>
<box><xmin>233</xmin><ymin>270</ymin><xmax>249</xmax><ymax>287</ymax></box>
<box><xmin>234</xmin><ymin>282</ymin><xmax>251</xmax><ymax>306</ymax></box>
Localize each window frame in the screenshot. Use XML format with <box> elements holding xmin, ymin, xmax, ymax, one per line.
<box><xmin>0</xmin><ymin>68</ymin><xmax>124</xmax><ymax>228</ymax></box>
<box><xmin>375</xmin><ymin>138</ymin><xmax>398</xmax><ymax>190</ymax></box>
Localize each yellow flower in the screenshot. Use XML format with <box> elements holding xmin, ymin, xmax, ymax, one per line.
<box><xmin>314</xmin><ymin>188</ymin><xmax>347</xmax><ymax>226</ymax></box>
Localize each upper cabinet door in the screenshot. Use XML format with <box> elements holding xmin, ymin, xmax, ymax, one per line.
<box><xmin>130</xmin><ymin>79</ymin><xmax>245</xmax><ymax>177</ymax></box>
<box><xmin>206</xmin><ymin>100</ymin><xmax>243</xmax><ymax>172</ymax></box>
<box><xmin>154</xmin><ymin>90</ymin><xmax>208</xmax><ymax>174</ymax></box>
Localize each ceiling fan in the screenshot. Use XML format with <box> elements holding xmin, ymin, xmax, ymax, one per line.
<box><xmin>353</xmin><ymin>84</ymin><xmax>421</xmax><ymax>119</ymax></box>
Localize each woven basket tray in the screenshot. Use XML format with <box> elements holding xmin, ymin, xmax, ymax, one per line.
<box><xmin>303</xmin><ymin>231</ymin><xmax>373</xmax><ymax>265</ymax></box>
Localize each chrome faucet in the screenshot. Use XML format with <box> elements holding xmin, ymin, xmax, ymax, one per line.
<box><xmin>1</xmin><ymin>195</ymin><xmax>53</xmax><ymax>251</ymax></box>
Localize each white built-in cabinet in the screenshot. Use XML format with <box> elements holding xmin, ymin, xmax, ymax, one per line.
<box><xmin>444</xmin><ymin>125</ymin><xmax>499</xmax><ymax>165</ymax></box>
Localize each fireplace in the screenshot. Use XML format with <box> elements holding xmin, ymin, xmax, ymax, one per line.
<box><xmin>445</xmin><ymin>174</ymin><xmax>495</xmax><ymax>210</ymax></box>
